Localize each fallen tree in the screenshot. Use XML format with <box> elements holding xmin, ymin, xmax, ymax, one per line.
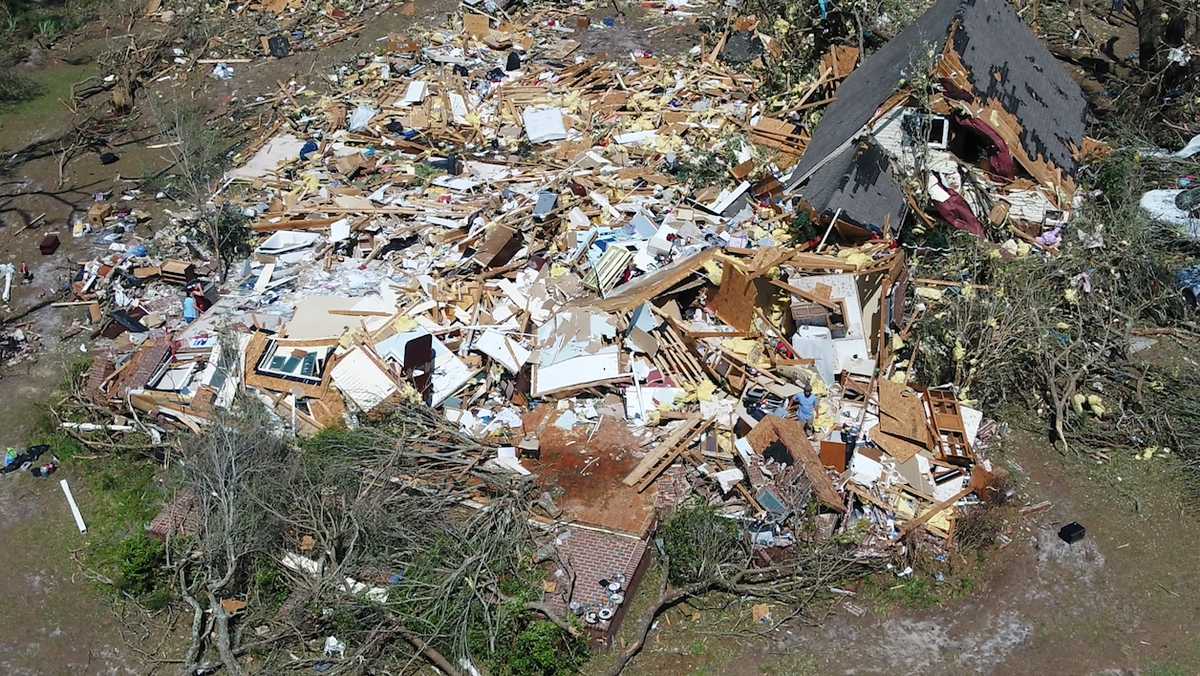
<box><xmin>610</xmin><ymin>501</ymin><xmax>878</xmax><ymax>676</ymax></box>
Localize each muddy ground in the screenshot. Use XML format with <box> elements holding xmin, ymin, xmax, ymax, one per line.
<box><xmin>1</xmin><ymin>1</ymin><xmax>1198</xmax><ymax>674</ymax></box>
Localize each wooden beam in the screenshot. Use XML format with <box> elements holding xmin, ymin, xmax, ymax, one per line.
<box><xmin>900</xmin><ymin>485</ymin><xmax>973</xmax><ymax>538</ymax></box>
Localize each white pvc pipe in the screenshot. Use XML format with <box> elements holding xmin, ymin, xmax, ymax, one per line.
<box><xmin>1</xmin><ymin>265</ymin><xmax>13</xmax><ymax>303</ymax></box>
<box><xmin>60</xmin><ymin>479</ymin><xmax>87</xmax><ymax>533</ymax></box>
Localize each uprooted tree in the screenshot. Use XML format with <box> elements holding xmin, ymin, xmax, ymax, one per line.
<box><xmin>174</xmin><ymin>400</ymin><xmax>294</xmax><ymax>676</ymax></box>
<box><xmin>168</xmin><ymin>401</ymin><xmax>589</xmax><ymax>675</ymax></box>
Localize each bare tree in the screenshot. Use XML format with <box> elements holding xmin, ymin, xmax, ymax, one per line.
<box><xmin>175</xmin><ymin>399</ymin><xmax>293</xmax><ymax>675</ymax></box>
<box><xmin>156</xmin><ymin>104</ymin><xmax>249</xmax><ymax>282</ymax></box>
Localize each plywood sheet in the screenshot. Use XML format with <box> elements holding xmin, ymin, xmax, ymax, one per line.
<box><xmin>708</xmin><ymin>262</ymin><xmax>756</xmax><ymax>332</ymax></box>
<box><xmin>870</xmin><ymin>426</ymin><xmax>927</xmax><ymax>462</ymax></box>
<box><xmin>878</xmin><ymin>379</ymin><xmax>930</xmax><ymax>447</ymax></box>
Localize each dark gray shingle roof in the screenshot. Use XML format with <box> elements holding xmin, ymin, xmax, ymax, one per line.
<box><xmin>802</xmin><ymin>141</ymin><xmax>907</xmax><ymax>232</ymax></box>
<box><xmin>788</xmin><ymin>0</ymin><xmax>962</xmax><ymax>184</ymax></box>
<box><xmin>789</xmin><ymin>0</ymin><xmax>1087</xmax><ymax>194</ymax></box>
<box><xmin>953</xmin><ymin>0</ymin><xmax>1088</xmax><ymax>176</ymax></box>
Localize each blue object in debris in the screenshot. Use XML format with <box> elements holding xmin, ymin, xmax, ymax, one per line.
<box><xmin>1177</xmin><ymin>266</ymin><xmax>1200</xmax><ymax>304</ymax></box>
<box><xmin>129</xmin><ymin>244</ymin><xmax>148</xmax><ymax>257</ymax></box>
<box><xmin>182</xmin><ymin>296</ymin><xmax>198</xmax><ymax>322</ymax></box>
<box><xmin>818</xmin><ymin>0</ymin><xmax>828</xmax><ymax>18</ymax></box>
<box><xmin>603</xmin><ymin>16</ymin><xmax>616</xmax><ymax>27</ymax></box>
<box><xmin>299</xmin><ymin>139</ymin><xmax>319</xmax><ymax>160</ymax></box>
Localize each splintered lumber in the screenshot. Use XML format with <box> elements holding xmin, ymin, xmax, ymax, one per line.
<box><xmin>650</xmin><ymin>324</ymin><xmax>706</xmax><ymax>387</ymax></box>
<box><xmin>594</xmin><ymin>249</ymin><xmax>717</xmax><ymax>313</ymax></box>
<box><xmin>745</xmin><ymin>416</ymin><xmax>845</xmax><ymax>512</ymax></box>
<box><xmin>253</xmin><ymin>217</ymin><xmax>344</xmax><ymax>233</ymax></box>
<box><xmin>623</xmin><ymin>416</ymin><xmax>710</xmax><ymax>492</ymax></box>
<box><xmin>900</xmin><ymin>485</ymin><xmax>973</xmax><ymax>538</ymax></box>
<box><xmin>769</xmin><ymin>279</ymin><xmax>843</xmax><ymax>314</ymax></box>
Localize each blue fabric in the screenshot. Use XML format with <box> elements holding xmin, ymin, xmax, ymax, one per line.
<box><xmin>183</xmin><ymin>296</ymin><xmax>198</xmax><ymax>322</ymax></box>
<box><xmin>794</xmin><ymin>392</ymin><xmax>818</xmax><ymax>422</ymax></box>
<box><xmin>818</xmin><ymin>0</ymin><xmax>828</xmax><ymax>19</ymax></box>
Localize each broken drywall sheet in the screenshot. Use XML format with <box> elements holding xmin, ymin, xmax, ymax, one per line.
<box><xmin>533</xmin><ymin>345</ymin><xmax>622</xmax><ymax>397</ymax></box>
<box><xmin>376</xmin><ymin>330</ymin><xmax>476</xmax><ymax>407</ymax></box>
<box><xmin>228</xmin><ymin>134</ymin><xmax>306</xmax><ymax>180</ymax></box>
<box><xmin>474</xmin><ymin>329</ymin><xmax>531</xmax><ymax>374</ymax></box>
<box><xmin>523</xmin><ymin>107</ymin><xmax>568</xmax><ymax>143</ymax></box>
<box><xmin>332</xmin><ymin>346</ymin><xmax>399</xmax><ymax>413</ymax></box>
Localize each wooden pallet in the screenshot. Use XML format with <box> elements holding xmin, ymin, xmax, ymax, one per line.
<box><xmin>623</xmin><ymin>417</ymin><xmax>711</xmax><ymax>492</ymax></box>
<box><xmin>649</xmin><ymin>323</ymin><xmax>707</xmax><ymax>388</ymax></box>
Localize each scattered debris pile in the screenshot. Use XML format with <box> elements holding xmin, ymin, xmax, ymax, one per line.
<box><xmin>59</xmin><ymin>0</ymin><xmax>1087</xmax><ymax>642</ymax></box>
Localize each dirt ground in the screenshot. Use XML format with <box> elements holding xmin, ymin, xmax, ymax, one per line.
<box><xmin>599</xmin><ymin>425</ymin><xmax>1200</xmax><ymax>676</ymax></box>
<box><xmin>1</xmin><ymin>1</ymin><xmax>1198</xmax><ymax>674</ymax></box>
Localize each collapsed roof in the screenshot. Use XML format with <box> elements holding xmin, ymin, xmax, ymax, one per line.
<box><xmin>788</xmin><ymin>0</ymin><xmax>1088</xmax><ymax>226</ymax></box>
<box><xmin>801</xmin><ymin>140</ymin><xmax>907</xmax><ymax>233</ymax></box>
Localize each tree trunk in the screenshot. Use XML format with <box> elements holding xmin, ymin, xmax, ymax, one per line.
<box><xmin>1137</xmin><ymin>0</ymin><xmax>1166</xmax><ymax>72</ymax></box>
<box><xmin>208</xmin><ymin>591</ymin><xmax>244</xmax><ymax>676</ymax></box>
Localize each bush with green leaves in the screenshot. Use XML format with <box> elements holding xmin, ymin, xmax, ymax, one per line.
<box><xmin>489</xmin><ymin>619</ymin><xmax>589</xmax><ymax>676</ymax></box>
<box><xmin>0</xmin><ymin>71</ymin><xmax>40</xmax><ymax>105</ymax></box>
<box><xmin>660</xmin><ymin>501</ymin><xmax>746</xmax><ymax>586</ymax></box>
<box><xmin>112</xmin><ymin>533</ymin><xmax>167</xmax><ymax>597</ymax></box>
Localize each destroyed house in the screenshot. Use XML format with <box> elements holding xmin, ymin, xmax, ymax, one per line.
<box><xmin>787</xmin><ymin>0</ymin><xmax>1088</xmax><ymax>239</ymax></box>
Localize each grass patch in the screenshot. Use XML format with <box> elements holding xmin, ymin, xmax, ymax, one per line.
<box><xmin>24</xmin><ymin>356</ymin><xmax>92</xmax><ymax>461</ymax></box>
<box><xmin>859</xmin><ymin>570</ymin><xmax>977</xmax><ymax>613</ymax></box>
<box><xmin>77</xmin><ymin>451</ymin><xmax>170</xmax><ymax>605</ymax></box>
<box><xmin>0</xmin><ymin>61</ymin><xmax>95</xmax><ymax>123</ymax></box>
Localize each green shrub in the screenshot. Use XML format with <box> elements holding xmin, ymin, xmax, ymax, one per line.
<box><xmin>1089</xmin><ymin>150</ymin><xmax>1139</xmax><ymax>207</ymax></box>
<box><xmin>253</xmin><ymin>561</ymin><xmax>291</xmax><ymax>610</ymax></box>
<box><xmin>660</xmin><ymin>502</ymin><xmax>744</xmax><ymax>586</ymax></box>
<box><xmin>0</xmin><ymin>71</ymin><xmax>41</xmax><ymax>104</ymax></box>
<box><xmin>494</xmin><ymin>620</ymin><xmax>589</xmax><ymax>676</ymax></box>
<box><xmin>112</xmin><ymin>533</ymin><xmax>166</xmax><ymax>597</ymax></box>
<box><xmin>788</xmin><ymin>210</ymin><xmax>820</xmax><ymax>242</ymax></box>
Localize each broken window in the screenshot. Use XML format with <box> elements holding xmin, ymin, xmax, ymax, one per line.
<box><xmin>902</xmin><ymin>113</ymin><xmax>950</xmax><ymax>149</ymax></box>
<box><xmin>257</xmin><ymin>342</ymin><xmax>332</xmax><ymax>383</ymax></box>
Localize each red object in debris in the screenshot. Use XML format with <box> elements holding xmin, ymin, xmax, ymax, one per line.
<box><xmin>774</xmin><ymin>340</ymin><xmax>796</xmax><ymax>359</ymax></box>
<box><xmin>956</xmin><ymin>117</ymin><xmax>1015</xmax><ymax>179</ymax></box>
<box><xmin>933</xmin><ymin>190</ymin><xmax>986</xmax><ymax>238</ymax></box>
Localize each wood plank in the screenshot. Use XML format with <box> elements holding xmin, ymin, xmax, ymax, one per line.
<box><xmin>769</xmin><ymin>279</ymin><xmax>843</xmax><ymax>313</ymax></box>
<box><xmin>623</xmin><ymin>417</ymin><xmax>705</xmax><ymax>488</ymax></box>
<box><xmin>900</xmin><ymin>485</ymin><xmax>973</xmax><ymax>538</ymax></box>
